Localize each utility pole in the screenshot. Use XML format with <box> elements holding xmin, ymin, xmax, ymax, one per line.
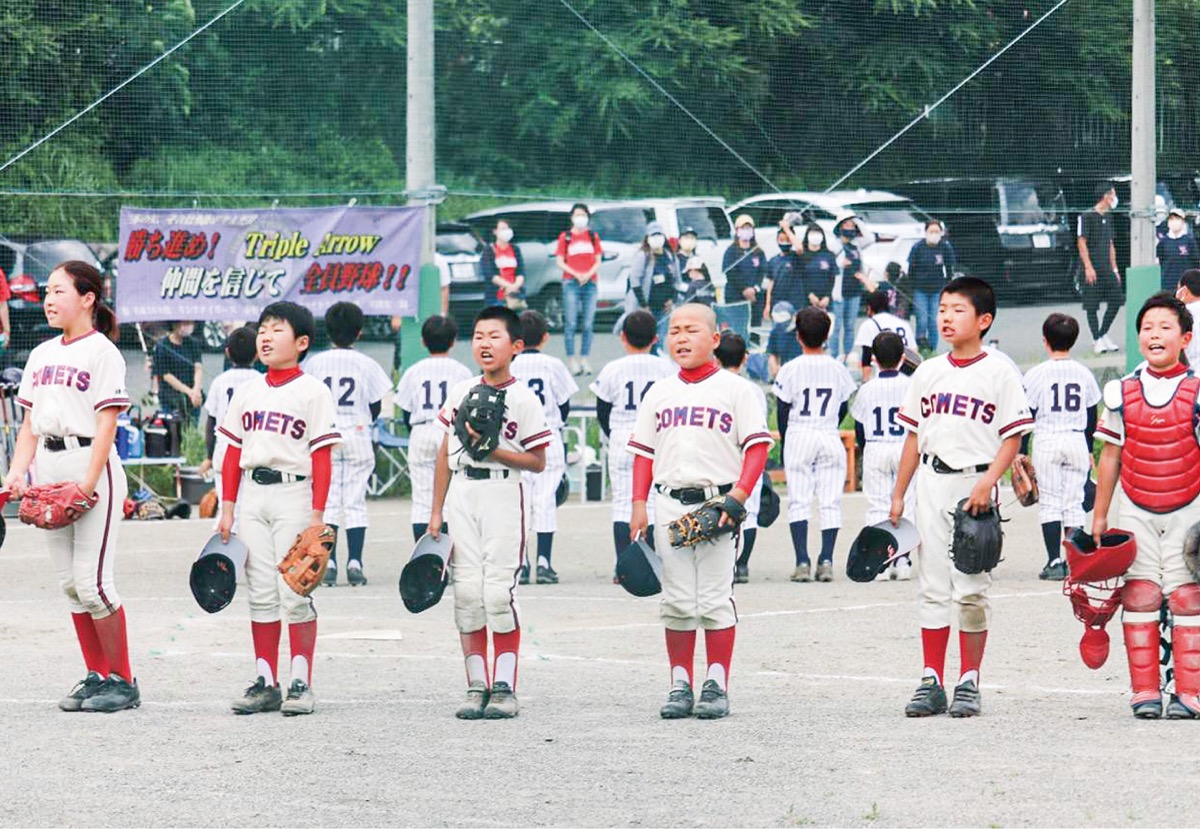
<box><xmin>1125</xmin><ymin>0</ymin><xmax>1159</xmax><ymax>370</ymax></box>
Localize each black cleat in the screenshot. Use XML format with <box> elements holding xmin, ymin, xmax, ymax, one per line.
<box><xmin>734</xmin><ymin>564</ymin><xmax>749</xmax><ymax>584</ymax></box>
<box><xmin>323</xmin><ymin>562</ymin><xmax>337</xmax><ymax>588</ymax></box>
<box><xmin>1132</xmin><ymin>696</ymin><xmax>1163</xmax><ymax>719</ymax></box>
<box><xmin>59</xmin><ymin>671</ymin><xmax>106</xmax><ymax>712</ymax></box>
<box><xmin>659</xmin><ymin>681</ymin><xmax>694</xmax><ymax>719</ymax></box>
<box><xmin>519</xmin><ymin>566</ymin><xmax>530</xmax><ymax>586</ymax></box>
<box><xmin>905</xmin><ymin>677</ymin><xmax>948</xmax><ymax>717</ymax></box>
<box><xmin>347</xmin><ymin>565</ymin><xmax>368</xmax><ymax>587</ymax></box>
<box><xmin>455</xmin><ymin>682</ymin><xmax>489</xmax><ymax>720</ymax></box>
<box><xmin>949</xmin><ymin>679</ymin><xmax>982</xmax><ymax>717</ymax></box>
<box><xmin>483</xmin><ymin>681</ymin><xmax>519</xmax><ymax>718</ymax></box>
<box><xmin>231</xmin><ymin>677</ymin><xmax>283</xmax><ymax>714</ymax></box>
<box><xmin>1166</xmin><ymin>694</ymin><xmax>1200</xmax><ymax>719</ymax></box>
<box><xmin>281</xmin><ymin>679</ymin><xmax>316</xmax><ymax>716</ymax></box>
<box><xmin>693</xmin><ymin>679</ymin><xmax>729</xmax><ymax>719</ymax></box>
<box><xmin>1039</xmin><ymin>559</ymin><xmax>1068</xmax><ymax>581</ymax></box>
<box><xmin>536</xmin><ymin>565</ymin><xmax>559</xmax><ymax>584</ymax></box>
<box><xmin>81</xmin><ymin>675</ymin><xmax>141</xmax><ymax>713</ymax></box>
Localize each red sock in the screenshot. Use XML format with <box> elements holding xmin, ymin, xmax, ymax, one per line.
<box><xmin>92</xmin><ymin>607</ymin><xmax>132</xmax><ymax>683</ymax></box>
<box><xmin>704</xmin><ymin>626</ymin><xmax>736</xmax><ymax>689</ymax></box>
<box><xmin>288</xmin><ymin>620</ymin><xmax>317</xmax><ymax>684</ymax></box>
<box><xmin>921</xmin><ymin>626</ymin><xmax>951</xmax><ymax>685</ymax></box>
<box><xmin>460</xmin><ymin>628</ymin><xmax>489</xmax><ymax>686</ymax></box>
<box><xmin>71</xmin><ymin>612</ymin><xmax>109</xmax><ymax>676</ymax></box>
<box><xmin>492</xmin><ymin>628</ymin><xmax>521</xmax><ymax>690</ymax></box>
<box><xmin>251</xmin><ymin>620</ymin><xmax>282</xmax><ymax>685</ymax></box>
<box><xmin>665</xmin><ymin>629</ymin><xmax>697</xmax><ymax>685</ymax></box>
<box><xmin>959</xmin><ymin>630</ymin><xmax>988</xmax><ymax>680</ymax></box>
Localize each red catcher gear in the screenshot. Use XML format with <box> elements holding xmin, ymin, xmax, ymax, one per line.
<box><xmin>1123</xmin><ymin>621</ymin><xmax>1163</xmax><ymax>700</ymax></box>
<box><xmin>1062</xmin><ymin>528</ymin><xmax>1139</xmax><ymax>669</ymax></box>
<box><xmin>1062</xmin><ymin>528</ymin><xmax>1137</xmax><ymax>583</ymax></box>
<box><xmin>1119</xmin><ymin>375</ymin><xmax>1200</xmax><ymax>513</ymax></box>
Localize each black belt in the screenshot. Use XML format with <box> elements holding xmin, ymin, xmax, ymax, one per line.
<box><xmin>251</xmin><ymin>467</ymin><xmax>307</xmax><ymax>485</ymax></box>
<box><xmin>43</xmin><ymin>436</ymin><xmax>92</xmax><ymax>452</ymax></box>
<box><xmin>657</xmin><ymin>482</ymin><xmax>733</xmax><ymax>505</ymax></box>
<box><xmin>922</xmin><ymin>454</ymin><xmax>989</xmax><ymax>475</ymax></box>
<box><xmin>460</xmin><ymin>467</ymin><xmax>510</xmax><ymax>480</ymax></box>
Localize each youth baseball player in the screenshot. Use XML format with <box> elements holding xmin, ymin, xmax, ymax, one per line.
<box><xmin>1021</xmin><ymin>313</ymin><xmax>1101</xmax><ymax>581</ymax></box>
<box><xmin>511</xmin><ymin>309</ymin><xmax>578</xmax><ymax>584</ymax></box>
<box><xmin>890</xmin><ymin>277</ymin><xmax>1033</xmax><ymax>719</ymax></box>
<box><xmin>773</xmin><ymin>307</ymin><xmax>857</xmax><ymax>583</ymax></box>
<box><xmin>303</xmin><ymin>302</ymin><xmax>392</xmax><ymax>587</ymax></box>
<box><xmin>5</xmin><ymin>261</ymin><xmax>138</xmax><ymax>713</ymax></box>
<box><xmin>200</xmin><ymin>326</ymin><xmax>260</xmax><ymax>530</ymax></box>
<box><xmin>393</xmin><ymin>316</ymin><xmax>473</xmax><ymax>541</ymax></box>
<box><xmin>428</xmin><ymin>305</ymin><xmax>552</xmax><ymax>720</ymax></box>
<box><xmin>591</xmin><ymin>310</ymin><xmax>675</xmax><ymax>569</ymax></box>
<box><xmin>629</xmin><ymin>303</ymin><xmax>773</xmax><ymax>719</ymax></box>
<box><xmin>851</xmin><ymin>331</ymin><xmax>914</xmax><ymax>580</ymax></box>
<box><xmin>854</xmin><ymin>289</ymin><xmax>916</xmax><ymax>382</ymax></box>
<box><xmin>1093</xmin><ymin>294</ymin><xmax>1200</xmax><ymax>719</ymax></box>
<box><xmin>218</xmin><ymin>302</ymin><xmax>342</xmax><ymax>717</ymax></box>
<box><xmin>714</xmin><ymin>331</ymin><xmax>769</xmax><ymax>584</ymax></box>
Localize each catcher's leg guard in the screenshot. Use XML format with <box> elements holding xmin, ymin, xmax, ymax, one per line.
<box><xmin>1123</xmin><ymin>579</ymin><xmax>1165</xmax><ymax>716</ymax></box>
<box><xmin>1169</xmin><ymin>585</ymin><xmax>1200</xmax><ymax>716</ymax></box>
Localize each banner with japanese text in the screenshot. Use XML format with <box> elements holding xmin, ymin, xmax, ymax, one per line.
<box><xmin>116</xmin><ymin>205</ymin><xmax>425</xmax><ymax>322</ymax></box>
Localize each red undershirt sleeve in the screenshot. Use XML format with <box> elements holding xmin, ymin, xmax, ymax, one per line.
<box><xmin>736</xmin><ymin>443</ymin><xmax>769</xmax><ymax>496</ymax></box>
<box><xmin>311</xmin><ymin>445</ymin><xmax>332</xmax><ymax>511</ymax></box>
<box><xmin>221</xmin><ymin>445</ymin><xmax>242</xmax><ymax>503</ymax></box>
<box><xmin>632</xmin><ymin>454</ymin><xmax>653</xmax><ymax>503</ymax></box>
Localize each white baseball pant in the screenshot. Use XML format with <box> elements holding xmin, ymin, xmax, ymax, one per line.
<box><xmin>407</xmin><ymin>422</ymin><xmax>442</xmax><ymax>525</ymax></box>
<box><xmin>609</xmin><ymin>428</ymin><xmax>656</xmax><ymax>524</ymax></box>
<box><xmin>36</xmin><ymin>443</ymin><xmax>128</xmax><ymax>618</ymax></box>
<box><xmin>444</xmin><ymin>473</ymin><xmax>528</xmax><ymax>634</ymax></box>
<box><xmin>653</xmin><ymin>490</ymin><xmax>738</xmax><ymax>631</ymax></box>
<box><xmin>1118</xmin><ymin>489</ymin><xmax>1200</xmax><ymax>596</ymax></box>
<box><xmin>862</xmin><ymin>441</ymin><xmax>913</xmax><ymax>526</ymax></box>
<box><xmin>237</xmin><ymin>478</ymin><xmax>317</xmax><ymax>625</ymax></box>
<box><xmin>744</xmin><ymin>476</ymin><xmax>762</xmax><ymax>528</ymax></box>
<box><xmin>913</xmin><ymin>466</ymin><xmax>992</xmax><ymax>631</ymax></box>
<box><xmin>1033</xmin><ymin>432</ymin><xmax>1091</xmax><ymax>527</ymax></box>
<box><xmin>523</xmin><ymin>434</ymin><xmax>565</xmax><ymax>533</ymax></box>
<box><xmin>323</xmin><ymin>424</ymin><xmax>374</xmax><ymax>529</ymax></box>
<box><xmin>784</xmin><ymin>429</ymin><xmax>846</xmax><ymax>528</ymax></box>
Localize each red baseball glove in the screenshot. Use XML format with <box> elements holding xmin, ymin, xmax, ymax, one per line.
<box><xmin>19</xmin><ymin>482</ymin><xmax>99</xmax><ymax>530</ymax></box>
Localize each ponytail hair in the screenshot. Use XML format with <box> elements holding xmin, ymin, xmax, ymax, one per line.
<box><xmin>56</xmin><ymin>260</ymin><xmax>118</xmax><ymax>341</ymax></box>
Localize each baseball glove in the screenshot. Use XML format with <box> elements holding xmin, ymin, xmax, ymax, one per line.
<box><xmin>1011</xmin><ymin>454</ymin><xmax>1039</xmax><ymax>507</ymax></box>
<box><xmin>18</xmin><ymin>482</ymin><xmax>99</xmax><ymax>530</ymax></box>
<box><xmin>278</xmin><ymin>524</ymin><xmax>336</xmax><ymax>596</ymax></box>
<box><xmin>453</xmin><ymin>384</ymin><xmax>507</xmax><ymax>462</ymax></box>
<box><xmin>667</xmin><ymin>495</ymin><xmax>748</xmax><ymax>548</ymax></box>
<box><xmin>949</xmin><ymin>499</ymin><xmax>1004</xmax><ymax>575</ymax></box>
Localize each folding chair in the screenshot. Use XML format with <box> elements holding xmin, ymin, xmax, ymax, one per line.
<box><xmin>368</xmin><ymin>417</ymin><xmax>410</xmax><ymax>497</ymax></box>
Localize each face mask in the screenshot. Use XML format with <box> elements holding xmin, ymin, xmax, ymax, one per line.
<box><xmin>497</xmin><ymin>228</ymin><xmax>513</xmax><ymax>243</ymax></box>
<box><xmin>807</xmin><ymin>232</ymin><xmax>823</xmax><ymax>247</ymax></box>
<box><xmin>737</xmin><ymin>227</ymin><xmax>755</xmax><ymax>242</ymax></box>
<box><xmin>926</xmin><ymin>232</ymin><xmax>943</xmax><ymax>245</ymax></box>
<box><xmin>778</xmin><ymin>243</ymin><xmax>792</xmax><ymax>254</ymax></box>
<box><xmin>1109</xmin><ymin>193</ymin><xmax>1119</xmax><ymax>209</ymax></box>
<box><xmin>840</xmin><ymin>227</ymin><xmax>858</xmax><ymax>240</ymax></box>
<box><xmin>679</xmin><ymin>237</ymin><xmax>696</xmax><ymax>252</ymax></box>
<box><xmin>572</xmin><ymin>214</ymin><xmax>589</xmax><ymax>230</ymax></box>
<box><xmin>648</xmin><ymin>233</ymin><xmax>665</xmax><ymax>250</ymax></box>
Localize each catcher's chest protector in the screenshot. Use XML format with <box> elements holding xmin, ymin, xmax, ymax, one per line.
<box><xmin>1120</xmin><ymin>375</ymin><xmax>1200</xmax><ymax>514</ymax></box>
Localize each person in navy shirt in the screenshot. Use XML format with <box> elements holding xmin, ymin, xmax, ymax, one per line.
<box><xmin>763</xmin><ymin>222</ymin><xmax>802</xmax><ymax>317</ymax></box>
<box><xmin>1157</xmin><ymin>207</ymin><xmax>1199</xmax><ymax>292</ymax></box>
<box><xmin>831</xmin><ymin>215</ymin><xmax>873</xmax><ymax>359</ymax></box>
<box><xmin>796</xmin><ymin>223</ymin><xmax>837</xmax><ymax>313</ymax></box>
<box><xmin>723</xmin><ymin>214</ymin><xmax>768</xmax><ymax>321</ymax></box>
<box><xmin>906</xmin><ymin>219</ymin><xmax>957</xmax><ymax>351</ymax></box>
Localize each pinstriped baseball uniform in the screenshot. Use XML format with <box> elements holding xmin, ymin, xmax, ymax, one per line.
<box><xmin>393</xmin><ymin>355</ymin><xmax>474</xmax><ymax>525</ymax></box>
<box><xmin>773</xmin><ymin>354</ymin><xmax>857</xmax><ymax>528</ymax></box>
<box><xmin>511</xmin><ymin>350</ymin><xmax>578</xmax><ymax>532</ymax></box>
<box><xmin>854</xmin><ymin>312</ymin><xmax>916</xmax><ymax>351</ymax></box>
<box><xmin>1022</xmin><ymin>357</ymin><xmax>1101</xmax><ymax>527</ymax></box>
<box><xmin>303</xmin><ymin>348</ymin><xmax>392</xmax><ymax>529</ymax></box>
<box><xmin>203</xmin><ymin>367</ymin><xmax>261</xmax><ymax>526</ymax></box>
<box><xmin>590</xmin><ymin>353</ymin><xmax>676</xmax><ymax>523</ymax></box>
<box><xmin>850</xmin><ymin>370</ymin><xmax>914</xmax><ymax>525</ymax></box>
<box><xmin>1187</xmin><ymin>300</ymin><xmax>1200</xmax><ymax>367</ymax></box>
<box><xmin>744</xmin><ymin>380</ymin><xmax>768</xmax><ymax>525</ymax></box>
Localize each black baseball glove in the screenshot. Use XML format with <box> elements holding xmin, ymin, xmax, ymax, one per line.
<box><xmin>949</xmin><ymin>498</ymin><xmax>1004</xmax><ymax>575</ymax></box>
<box><xmin>667</xmin><ymin>495</ymin><xmax>747</xmax><ymax>548</ymax></box>
<box><xmin>454</xmin><ymin>384</ymin><xmax>507</xmax><ymax>462</ymax></box>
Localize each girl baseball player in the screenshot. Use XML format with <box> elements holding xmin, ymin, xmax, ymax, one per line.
<box><xmin>5</xmin><ymin>261</ymin><xmax>137</xmax><ymax>712</ymax></box>
<box><xmin>629</xmin><ymin>303</ymin><xmax>773</xmax><ymax>720</ymax></box>
<box><xmin>1093</xmin><ymin>294</ymin><xmax>1200</xmax><ymax>719</ymax></box>
<box><xmin>428</xmin><ymin>306</ymin><xmax>551</xmax><ymax>719</ymax></box>
<box><xmin>218</xmin><ymin>302</ymin><xmax>341</xmax><ymax>717</ymax></box>
<box><xmin>890</xmin><ymin>277</ymin><xmax>1032</xmax><ymax>719</ymax></box>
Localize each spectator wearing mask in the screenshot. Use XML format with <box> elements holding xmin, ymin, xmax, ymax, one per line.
<box><xmin>631</xmin><ymin>221</ymin><xmax>682</xmax><ymax>345</ymax></box>
<box><xmin>680</xmin><ymin>257</ymin><xmax>716</xmax><ymax>306</ymax></box>
<box><xmin>1157</xmin><ymin>207</ymin><xmax>1199</xmax><ymax>293</ymax></box>
<box><xmin>830</xmin><ymin>214</ymin><xmax>872</xmax><ymax>360</ymax></box>
<box><xmin>722</xmin><ymin>214</ymin><xmax>767</xmax><ymax>320</ymax></box>
<box><xmin>907</xmin><ymin>219</ymin><xmax>956</xmax><ymax>351</ymax></box>
<box><xmin>764</xmin><ymin>220</ymin><xmax>802</xmax><ymax>320</ymax></box>
<box><xmin>676</xmin><ymin>226</ymin><xmax>700</xmax><ymax>271</ymax></box>
<box><xmin>1076</xmin><ymin>183</ymin><xmax>1122</xmax><ymax>354</ymax></box>
<box><xmin>556</xmin><ymin>203</ymin><xmax>604</xmax><ymax>375</ymax></box>
<box><xmin>799</xmin><ymin>223</ymin><xmax>837</xmax><ymax>313</ymax></box>
<box><xmin>480</xmin><ymin>219</ymin><xmax>527</xmax><ymax>309</ymax></box>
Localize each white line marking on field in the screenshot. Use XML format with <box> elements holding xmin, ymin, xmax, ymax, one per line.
<box><xmin>751</xmin><ymin>669</ymin><xmax>1123</xmax><ymax>697</ymax></box>
<box><xmin>320</xmin><ymin>630</ymin><xmax>405</xmax><ymax>641</ymax></box>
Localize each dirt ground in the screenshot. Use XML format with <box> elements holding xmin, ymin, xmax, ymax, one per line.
<box><xmin>1</xmin><ymin>491</ymin><xmax>1195</xmax><ymax>828</ymax></box>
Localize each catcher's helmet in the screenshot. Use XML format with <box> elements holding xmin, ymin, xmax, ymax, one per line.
<box><xmin>1062</xmin><ymin>527</ymin><xmax>1136</xmax><ymax>584</ymax></box>
<box><xmin>555</xmin><ymin>474</ymin><xmax>570</xmax><ymax>507</ymax></box>
<box><xmin>189</xmin><ymin>533</ymin><xmax>248</xmax><ymax>614</ymax></box>
<box><xmin>846</xmin><ymin>526</ymin><xmax>900</xmax><ymax>583</ymax></box>
<box><xmin>399</xmin><ymin>533</ymin><xmax>453</xmax><ymax>613</ymax></box>
<box><xmin>616</xmin><ymin>538</ymin><xmax>663</xmax><ymax>597</ymax></box>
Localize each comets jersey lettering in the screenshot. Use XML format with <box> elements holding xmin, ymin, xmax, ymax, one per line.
<box><xmin>303</xmin><ymin>348</ymin><xmax>392</xmax><ymax>427</ymax></box>
<box><xmin>898</xmin><ymin>351</ymin><xmax>1033</xmax><ymax>468</ymax></box>
<box><xmin>437</xmin><ymin>375</ymin><xmax>552</xmax><ymax>471</ymax></box>
<box><xmin>590</xmin><ymin>354</ymin><xmax>676</xmax><ymax>434</ymax></box>
<box><xmin>511</xmin><ymin>351</ymin><xmax>578</xmax><ymax>430</ymax></box>
<box><xmin>219</xmin><ymin>372</ymin><xmax>342</xmax><ymax>476</ymax></box>
<box><xmin>16</xmin><ymin>330</ymin><xmax>130</xmax><ymax>436</ymax></box>
<box><xmin>203</xmin><ymin>367</ymin><xmax>261</xmax><ymax>430</ymax></box>
<box><xmin>1022</xmin><ymin>358</ymin><xmax>1101</xmax><ymax>434</ymax></box>
<box><xmin>851</xmin><ymin>371</ymin><xmax>912</xmax><ymax>443</ymax></box>
<box><xmin>629</xmin><ymin>366</ymin><xmax>773</xmax><ymax>488</ymax></box>
<box><xmin>773</xmin><ymin>354</ymin><xmax>857</xmax><ymax>432</ymax></box>
<box><xmin>394</xmin><ymin>355</ymin><xmax>474</xmax><ymax>426</ymax></box>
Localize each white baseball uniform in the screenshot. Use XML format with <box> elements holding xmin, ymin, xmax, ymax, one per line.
<box><xmin>743</xmin><ymin>380</ymin><xmax>768</xmax><ymax>526</ymax></box>
<box><xmin>394</xmin><ymin>355</ymin><xmax>473</xmax><ymax>526</ymax></box>
<box><xmin>303</xmin><ymin>348</ymin><xmax>391</xmax><ymax>529</ymax></box>
<box><xmin>590</xmin><ymin>353</ymin><xmax>676</xmax><ymax>523</ymax></box>
<box><xmin>16</xmin><ymin>330</ymin><xmax>131</xmax><ymax>619</ymax></box>
<box><xmin>511</xmin><ymin>350</ymin><xmax>578</xmax><ymax>533</ymax></box>
<box><xmin>203</xmin><ymin>367</ymin><xmax>260</xmax><ymax>527</ymax></box>
<box><xmin>438</xmin><ymin>375</ymin><xmax>551</xmax><ymax>633</ymax></box>
<box><xmin>773</xmin><ymin>354</ymin><xmax>857</xmax><ymax>528</ymax></box>
<box><xmin>854</xmin><ymin>312</ymin><xmax>916</xmax><ymax>351</ymax></box>
<box><xmin>1187</xmin><ymin>300</ymin><xmax>1200</xmax><ymax>367</ymax></box>
<box><xmin>629</xmin><ymin>365</ymin><xmax>773</xmax><ymax>631</ymax></box>
<box><xmin>851</xmin><ymin>370</ymin><xmax>913</xmax><ymax>525</ymax></box>
<box><xmin>897</xmin><ymin>351</ymin><xmax>1033</xmax><ymax>631</ymax></box>
<box><xmin>219</xmin><ymin>372</ymin><xmax>341</xmax><ymax>623</ymax></box>
<box><xmin>1022</xmin><ymin>357</ymin><xmax>1101</xmax><ymax>527</ymax></box>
